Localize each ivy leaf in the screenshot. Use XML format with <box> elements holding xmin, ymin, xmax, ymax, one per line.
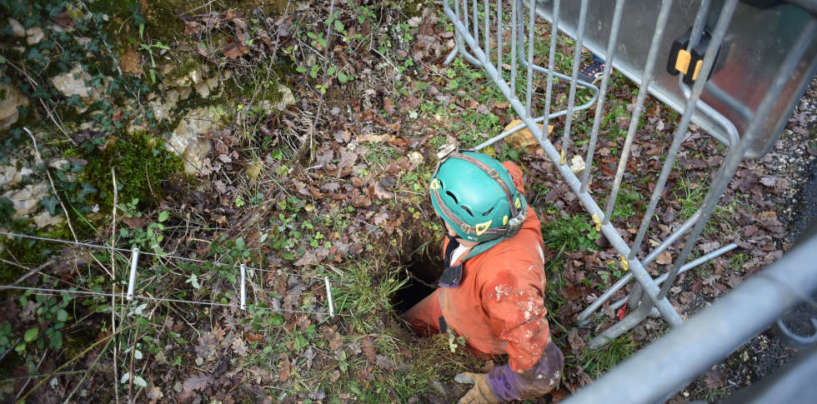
<box><xmin>48</xmin><ymin>330</ymin><xmax>63</xmax><ymax>349</ymax></box>
<box><xmin>24</xmin><ymin>327</ymin><xmax>39</xmax><ymax>343</ymax></box>
<box><xmin>158</xmin><ymin>211</ymin><xmax>169</xmax><ymax>223</ymax></box>
<box><xmin>57</xmin><ymin>309</ymin><xmax>68</xmax><ymax>322</ymax></box>
<box><xmin>41</xmin><ymin>196</ymin><xmax>59</xmax><ymax>215</ymax></box>
<box><xmin>134</xmin><ymin>375</ymin><xmax>147</xmax><ymax>388</ymax></box>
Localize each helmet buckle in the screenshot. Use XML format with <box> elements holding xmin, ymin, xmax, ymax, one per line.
<box><xmin>436</xmin><ymin>143</ymin><xmax>458</xmax><ymax>160</ymax></box>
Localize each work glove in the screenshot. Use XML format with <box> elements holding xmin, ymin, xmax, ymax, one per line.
<box><xmin>455</xmin><ymin>372</ymin><xmax>501</xmax><ymax>404</ymax></box>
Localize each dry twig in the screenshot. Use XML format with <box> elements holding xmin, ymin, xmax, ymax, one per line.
<box><xmin>23</xmin><ymin>127</ymin><xmax>78</xmax><ymax>241</ymax></box>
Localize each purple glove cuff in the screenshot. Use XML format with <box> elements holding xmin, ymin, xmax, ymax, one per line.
<box><xmin>487</xmin><ymin>342</ymin><xmax>564</xmax><ymax>401</ymax></box>
<box><xmin>487</xmin><ymin>363</ymin><xmax>522</xmax><ymax>401</ymax></box>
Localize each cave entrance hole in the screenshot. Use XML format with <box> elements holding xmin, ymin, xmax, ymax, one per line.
<box><xmin>392</xmin><ymin>236</ymin><xmax>444</xmax><ymax>314</ymax></box>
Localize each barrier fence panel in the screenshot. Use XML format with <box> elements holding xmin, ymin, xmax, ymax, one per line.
<box><xmin>441</xmin><ymin>0</ymin><xmax>817</xmax><ymax>350</ymax></box>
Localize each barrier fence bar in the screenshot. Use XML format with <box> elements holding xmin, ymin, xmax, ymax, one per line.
<box><xmin>525</xmin><ymin>0</ymin><xmax>534</xmax><ymax>117</ymax></box>
<box><xmin>581</xmin><ymin>0</ymin><xmax>625</xmax><ymax>193</ymax></box>
<box><xmin>560</xmin><ymin>0</ymin><xmax>588</xmax><ymax>165</ymax></box>
<box><xmin>541</xmin><ymin>0</ymin><xmax>559</xmax><ymax>142</ymax></box>
<box><xmin>497</xmin><ymin>0</ymin><xmax>502</xmax><ymax>78</ymax></box>
<box><xmin>510</xmin><ymin>0</ymin><xmax>517</xmax><ymax>92</ymax></box>
<box><xmin>602</xmin><ymin>0</ymin><xmax>673</xmax><ymax>226</ymax></box>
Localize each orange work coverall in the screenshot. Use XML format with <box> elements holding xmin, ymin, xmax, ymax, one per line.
<box><xmin>404</xmin><ymin>162</ymin><xmax>549</xmax><ymax>373</ymax></box>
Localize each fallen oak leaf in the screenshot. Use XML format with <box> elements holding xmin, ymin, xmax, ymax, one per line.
<box><xmin>373</xmin><ymin>181</ymin><xmax>394</xmax><ymax>200</ymax></box>
<box><xmin>223</xmin><ymin>42</ymin><xmax>249</xmax><ymax>59</ymax></box>
<box><xmin>567</xmin><ymin>328</ymin><xmax>585</xmax><ymax>355</ymax></box>
<box><xmin>362</xmin><ymin>336</ymin><xmax>377</xmax><ymax>364</ymax></box>
<box><xmin>277</xmin><ymin>353</ymin><xmax>291</xmax><ymax>382</ymax></box>
<box><xmin>120</xmin><ymin>48</ymin><xmax>143</xmax><ymax>75</ymax></box>
<box><xmin>383</xmin><ymin>98</ymin><xmax>396</xmax><ymax>115</ymax></box>
<box><xmin>182</xmin><ymin>374</ymin><xmax>213</xmax><ymax>392</ymax></box>
<box><xmin>232</xmin><ymin>337</ymin><xmax>249</xmax><ymax>356</ymax></box>
<box><xmin>656</xmin><ymin>251</ymin><xmax>673</xmax><ymax>265</ymax></box>
<box><xmin>184</xmin><ymin>20</ymin><xmax>203</xmax><ymax>36</ymax></box>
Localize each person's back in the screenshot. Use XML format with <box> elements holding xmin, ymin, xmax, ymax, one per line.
<box><xmin>404</xmin><ymin>152</ymin><xmax>563</xmax><ymax>403</ymax></box>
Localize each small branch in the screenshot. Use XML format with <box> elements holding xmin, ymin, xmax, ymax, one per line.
<box><xmin>15</xmin><ymin>350</ymin><xmax>47</xmax><ymax>401</ymax></box>
<box><xmin>298</xmin><ymin>0</ymin><xmax>337</xmax><ymax>164</ymax></box>
<box><xmin>18</xmin><ymin>325</ymin><xmax>133</xmax><ymax>402</ymax></box>
<box><xmin>12</xmin><ymin>259</ymin><xmax>56</xmax><ymax>286</ymax></box>
<box><xmin>111</xmin><ymin>167</ymin><xmax>120</xmax><ymax>404</ymax></box>
<box><xmin>0</xmin><ymin>257</ymin><xmax>29</xmax><ymax>271</ymax></box>
<box><xmin>3</xmin><ymin>57</ymin><xmax>75</xmax><ymax>145</ymax></box>
<box><xmin>62</xmin><ymin>338</ymin><xmax>113</xmax><ymax>404</ymax></box>
<box><xmin>24</xmin><ymin>127</ymin><xmax>79</xmax><ymax>242</ymax></box>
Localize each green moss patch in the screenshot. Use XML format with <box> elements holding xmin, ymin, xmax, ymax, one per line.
<box><xmin>76</xmin><ymin>132</ymin><xmax>184</xmax><ymax>212</ymax></box>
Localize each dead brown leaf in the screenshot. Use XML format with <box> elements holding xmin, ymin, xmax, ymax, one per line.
<box><xmin>232</xmin><ymin>336</ymin><xmax>248</xmax><ymax>356</ymax></box>
<box><xmin>223</xmin><ymin>42</ymin><xmax>250</xmax><ymax>59</ymax></box>
<box><xmin>699</xmin><ymin>241</ymin><xmax>720</xmax><ymax>254</ymax></box>
<box><xmin>373</xmin><ymin>181</ymin><xmax>394</xmax><ymax>200</ymax></box>
<box><xmin>245</xmin><ymin>332</ymin><xmax>264</xmax><ymax>343</ymax></box>
<box><xmin>195</xmin><ymin>332</ymin><xmax>219</xmax><ymax>362</ymax></box>
<box><xmin>362</xmin><ymin>336</ymin><xmax>377</xmax><ymax>364</ymax></box>
<box><xmin>656</xmin><ymin>251</ymin><xmax>673</xmax><ymax>265</ymax></box>
<box><xmin>703</xmin><ymin>367</ymin><xmax>726</xmax><ymax>389</ymax></box>
<box><xmin>567</xmin><ymin>328</ymin><xmax>586</xmax><ymax>354</ymax></box>
<box><xmin>120</xmin><ymin>48</ymin><xmax>143</xmax><ymax>75</ymax></box>
<box><xmin>277</xmin><ymin>353</ymin><xmax>291</xmax><ymax>382</ymax></box>
<box><xmin>383</xmin><ymin>98</ymin><xmax>396</xmax><ymax>115</ymax></box>
<box><xmin>182</xmin><ymin>374</ymin><xmax>213</xmax><ymax>392</ymax></box>
<box><xmin>184</xmin><ymin>20</ymin><xmax>202</xmax><ymax>36</ymax></box>
<box><xmin>121</xmin><ymin>216</ymin><xmax>148</xmax><ymax>229</ymax></box>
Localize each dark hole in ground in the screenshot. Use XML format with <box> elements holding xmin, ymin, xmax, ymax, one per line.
<box><xmin>392</xmin><ymin>238</ymin><xmax>444</xmax><ymax>314</ymax></box>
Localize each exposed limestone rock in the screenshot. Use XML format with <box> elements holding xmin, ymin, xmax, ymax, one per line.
<box><xmin>0</xmin><ymin>160</ymin><xmax>33</xmax><ymax>188</ymax></box>
<box><xmin>26</xmin><ymin>27</ymin><xmax>45</xmax><ymax>45</ymax></box>
<box><xmin>0</xmin><ymin>83</ymin><xmax>30</xmax><ymax>131</ymax></box>
<box><xmin>33</xmin><ymin>211</ymin><xmax>64</xmax><ymax>228</ymax></box>
<box><xmin>8</xmin><ymin>18</ymin><xmax>25</xmax><ymax>37</ymax></box>
<box><xmin>194</xmin><ymin>75</ymin><xmax>220</xmax><ymax>99</ymax></box>
<box><xmin>51</xmin><ymin>65</ymin><xmax>92</xmax><ymax>99</ymax></box>
<box><xmin>167</xmin><ymin>107</ymin><xmax>216</xmax><ymax>174</ymax></box>
<box><xmin>150</xmin><ymin>87</ymin><xmax>192</xmax><ymax>122</ymax></box>
<box><xmin>4</xmin><ymin>183</ymin><xmax>49</xmax><ymax>217</ymax></box>
<box><xmin>50</xmin><ymin>65</ymin><xmax>102</xmax><ymax>111</ymax></box>
<box><xmin>258</xmin><ymin>84</ymin><xmax>296</xmax><ymax>114</ymax></box>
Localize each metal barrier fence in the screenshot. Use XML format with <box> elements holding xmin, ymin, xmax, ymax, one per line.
<box><xmin>441</xmin><ymin>0</ymin><xmax>817</xmax><ymax>351</ymax></box>
<box><xmin>564</xmin><ymin>230</ymin><xmax>817</xmax><ymax>404</ymax></box>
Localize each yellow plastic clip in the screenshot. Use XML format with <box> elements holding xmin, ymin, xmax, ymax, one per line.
<box><xmin>474</xmin><ymin>220</ymin><xmax>492</xmax><ymax>236</ymax></box>
<box><xmin>592</xmin><ymin>213</ymin><xmax>602</xmax><ymax>232</ymax></box>
<box><xmin>620</xmin><ymin>255</ymin><xmax>629</xmax><ymax>271</ymax></box>
<box><xmin>691</xmin><ymin>59</ymin><xmax>703</xmax><ymax>81</ymax></box>
<box><xmin>675</xmin><ymin>49</ymin><xmax>691</xmax><ymax>74</ymax></box>
<box><xmin>560</xmin><ymin>149</ymin><xmax>566</xmax><ymax>165</ymax></box>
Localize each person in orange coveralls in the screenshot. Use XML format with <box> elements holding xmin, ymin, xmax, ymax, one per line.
<box><xmin>404</xmin><ymin>149</ymin><xmax>563</xmax><ymax>403</ymax></box>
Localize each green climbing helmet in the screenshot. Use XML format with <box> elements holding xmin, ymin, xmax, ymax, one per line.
<box><xmin>429</xmin><ymin>150</ymin><xmax>528</xmax><ymax>243</ymax></box>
